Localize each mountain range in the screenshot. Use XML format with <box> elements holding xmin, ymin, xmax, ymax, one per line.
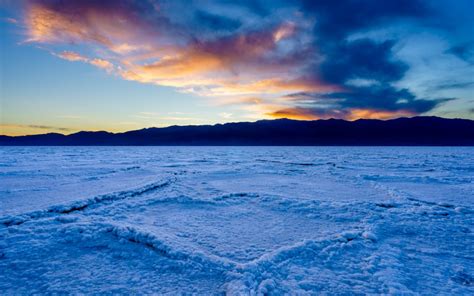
<box><xmin>1</xmin><ymin>116</ymin><xmax>473</xmax><ymax>146</ymax></box>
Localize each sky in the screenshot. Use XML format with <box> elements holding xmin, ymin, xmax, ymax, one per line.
<box><xmin>1</xmin><ymin>0</ymin><xmax>473</xmax><ymax>136</ymax></box>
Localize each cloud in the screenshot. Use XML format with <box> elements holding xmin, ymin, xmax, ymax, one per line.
<box><xmin>1</xmin><ymin>124</ymin><xmax>73</xmax><ymax>132</ymax></box>
<box><xmin>129</xmin><ymin>112</ymin><xmax>202</xmax><ymax>122</ymax></box>
<box><xmin>218</xmin><ymin>112</ymin><xmax>232</xmax><ymax>119</ymax></box>
<box><xmin>0</xmin><ymin>123</ymin><xmax>77</xmax><ymax>136</ymax></box>
<box><xmin>55</xmin><ymin>51</ymin><xmax>113</xmax><ymax>71</ymax></box>
<box><xmin>24</xmin><ymin>0</ymin><xmax>172</xmax><ymax>46</ymax></box>
<box><xmin>89</xmin><ymin>58</ymin><xmax>113</xmax><ymax>71</ymax></box>
<box><xmin>318</xmin><ymin>39</ymin><xmax>408</xmax><ymax>84</ymax></box>
<box><xmin>272</xmin><ymin>86</ymin><xmax>453</xmax><ymax>120</ymax></box>
<box><xmin>301</xmin><ymin>0</ymin><xmax>427</xmax><ymax>39</ymax></box>
<box><xmin>267</xmin><ymin>107</ymin><xmax>329</xmax><ymax>120</ymax></box>
<box><xmin>56</xmin><ymin>51</ymin><xmax>88</xmax><ymax>62</ymax></box>
<box><xmin>27</xmin><ymin>124</ymin><xmax>72</xmax><ymax>131</ymax></box>
<box><xmin>17</xmin><ymin>0</ymin><xmax>472</xmax><ymax>120</ymax></box>
<box><xmin>113</xmin><ymin>21</ymin><xmax>315</xmax><ymax>97</ymax></box>
<box><xmin>280</xmin><ymin>0</ymin><xmax>459</xmax><ymax>120</ymax></box>
<box><xmin>432</xmin><ymin>81</ymin><xmax>474</xmax><ymax>91</ymax></box>
<box><xmin>22</xmin><ymin>1</ymin><xmax>309</xmax><ymax>91</ymax></box>
<box><xmin>266</xmin><ymin>107</ymin><xmax>415</xmax><ymax>121</ymax></box>
<box><xmin>2</xmin><ymin>17</ymin><xmax>18</xmax><ymax>24</ymax></box>
<box><xmin>160</xmin><ymin>117</ymin><xmax>204</xmax><ymax>121</ymax></box>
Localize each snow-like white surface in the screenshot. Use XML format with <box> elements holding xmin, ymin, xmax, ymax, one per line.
<box><xmin>0</xmin><ymin>147</ymin><xmax>473</xmax><ymax>294</ymax></box>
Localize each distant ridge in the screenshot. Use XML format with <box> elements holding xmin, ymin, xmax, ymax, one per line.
<box><xmin>1</xmin><ymin>117</ymin><xmax>474</xmax><ymax>146</ymax></box>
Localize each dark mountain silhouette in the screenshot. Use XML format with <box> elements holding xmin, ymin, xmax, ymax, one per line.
<box><xmin>1</xmin><ymin>117</ymin><xmax>473</xmax><ymax>146</ymax></box>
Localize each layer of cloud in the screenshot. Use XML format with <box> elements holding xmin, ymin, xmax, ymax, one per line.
<box><xmin>14</xmin><ymin>0</ymin><xmax>473</xmax><ymax>120</ymax></box>
<box><xmin>1</xmin><ymin>124</ymin><xmax>73</xmax><ymax>132</ymax></box>
<box><xmin>27</xmin><ymin>124</ymin><xmax>72</xmax><ymax>131</ymax></box>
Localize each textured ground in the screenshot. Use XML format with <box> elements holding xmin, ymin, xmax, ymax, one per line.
<box><xmin>0</xmin><ymin>147</ymin><xmax>473</xmax><ymax>294</ymax></box>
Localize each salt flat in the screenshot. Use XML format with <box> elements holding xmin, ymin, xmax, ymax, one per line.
<box><xmin>0</xmin><ymin>147</ymin><xmax>473</xmax><ymax>294</ymax></box>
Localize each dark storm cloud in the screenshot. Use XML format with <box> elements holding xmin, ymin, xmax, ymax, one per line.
<box><xmin>281</xmin><ymin>87</ymin><xmax>453</xmax><ymax>119</ymax></box>
<box><xmin>267</xmin><ymin>0</ymin><xmax>452</xmax><ymax>119</ymax></box>
<box><xmin>300</xmin><ymin>0</ymin><xmax>428</xmax><ymax>39</ymax></box>
<box><xmin>318</xmin><ymin>39</ymin><xmax>408</xmax><ymax>84</ymax></box>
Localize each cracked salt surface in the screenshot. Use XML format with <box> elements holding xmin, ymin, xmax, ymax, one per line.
<box><xmin>0</xmin><ymin>147</ymin><xmax>473</xmax><ymax>294</ymax></box>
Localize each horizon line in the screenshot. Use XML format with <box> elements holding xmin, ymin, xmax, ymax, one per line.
<box><xmin>2</xmin><ymin>115</ymin><xmax>472</xmax><ymax>137</ymax></box>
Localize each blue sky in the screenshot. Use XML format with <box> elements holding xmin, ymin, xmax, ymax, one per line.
<box><xmin>1</xmin><ymin>0</ymin><xmax>473</xmax><ymax>135</ymax></box>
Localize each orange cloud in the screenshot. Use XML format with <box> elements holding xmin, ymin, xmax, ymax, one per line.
<box><xmin>89</xmin><ymin>58</ymin><xmax>113</xmax><ymax>71</ymax></box>
<box><xmin>195</xmin><ymin>77</ymin><xmax>337</xmax><ymax>98</ymax></box>
<box><xmin>55</xmin><ymin>51</ymin><xmax>113</xmax><ymax>72</ymax></box>
<box><xmin>267</xmin><ymin>107</ymin><xmax>322</xmax><ymax>120</ymax></box>
<box><xmin>267</xmin><ymin>107</ymin><xmax>416</xmax><ymax>121</ymax></box>
<box><xmin>346</xmin><ymin>109</ymin><xmax>415</xmax><ymax>120</ymax></box>
<box><xmin>56</xmin><ymin>51</ymin><xmax>88</xmax><ymax>62</ymax></box>
<box><xmin>118</xmin><ymin>23</ymin><xmax>304</xmax><ymax>86</ymax></box>
<box><xmin>273</xmin><ymin>22</ymin><xmax>296</xmax><ymax>42</ymax></box>
<box><xmin>138</xmin><ymin>52</ymin><xmax>223</xmax><ymax>80</ymax></box>
<box><xmin>26</xmin><ymin>3</ymin><xmax>111</xmax><ymax>45</ymax></box>
<box><xmin>24</xmin><ymin>0</ymin><xmax>167</xmax><ymax>56</ymax></box>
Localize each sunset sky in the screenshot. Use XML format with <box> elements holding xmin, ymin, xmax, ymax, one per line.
<box><xmin>1</xmin><ymin>0</ymin><xmax>473</xmax><ymax>136</ymax></box>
